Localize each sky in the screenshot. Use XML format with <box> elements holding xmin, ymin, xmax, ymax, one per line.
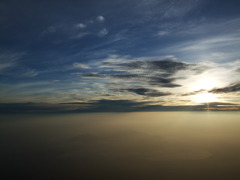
<box><xmin>0</xmin><ymin>0</ymin><xmax>240</xmax><ymax>112</ymax></box>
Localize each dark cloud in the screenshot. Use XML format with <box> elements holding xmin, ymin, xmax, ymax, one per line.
<box><xmin>81</xmin><ymin>59</ymin><xmax>207</xmax><ymax>92</ymax></box>
<box><xmin>148</xmin><ymin>77</ymin><xmax>181</xmax><ymax>87</ymax></box>
<box><xmin>82</xmin><ymin>72</ymin><xmax>180</xmax><ymax>88</ymax></box>
<box><xmin>181</xmin><ymin>89</ymin><xmax>206</xmax><ymax>96</ymax></box>
<box><xmin>108</xmin><ymin>59</ymin><xmax>206</xmax><ymax>75</ymax></box>
<box><xmin>0</xmin><ymin>103</ymin><xmax>88</xmax><ymax>114</ymax></box>
<box><xmin>1</xmin><ymin>101</ymin><xmax>239</xmax><ymax>114</ymax></box>
<box><xmin>82</xmin><ymin>73</ymin><xmax>139</xmax><ymax>79</ymax></box>
<box><xmin>119</xmin><ymin>88</ymin><xmax>171</xmax><ymax>97</ymax></box>
<box><xmin>0</xmin><ymin>101</ymin><xmax>150</xmax><ymax>114</ymax></box>
<box><xmin>82</xmin><ymin>73</ymin><xmax>105</xmax><ymax>78</ymax></box>
<box><xmin>82</xmin><ymin>59</ymin><xmax>198</xmax><ymax>89</ymax></box>
<box><xmin>88</xmin><ymin>99</ymin><xmax>151</xmax><ymax>112</ymax></box>
<box><xmin>123</xmin><ymin>60</ymin><xmax>190</xmax><ymax>73</ymax></box>
<box><xmin>209</xmin><ymin>83</ymin><xmax>240</xmax><ymax>93</ymax></box>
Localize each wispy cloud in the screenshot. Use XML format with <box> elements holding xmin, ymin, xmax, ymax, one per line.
<box><xmin>117</xmin><ymin>88</ymin><xmax>171</xmax><ymax>97</ymax></box>
<box><xmin>76</xmin><ymin>23</ymin><xmax>87</xmax><ymax>29</ymax></box>
<box><xmin>181</xmin><ymin>89</ymin><xmax>206</xmax><ymax>96</ymax></box>
<box><xmin>1</xmin><ymin>65</ymin><xmax>38</xmax><ymax>77</ymax></box>
<box><xmin>0</xmin><ymin>52</ymin><xmax>24</xmax><ymax>72</ymax></box>
<box><xmin>41</xmin><ymin>15</ymin><xmax>108</xmax><ymax>40</ymax></box>
<box><xmin>73</xmin><ymin>63</ymin><xmax>90</xmax><ymax>69</ymax></box>
<box><xmin>96</xmin><ymin>16</ymin><xmax>105</xmax><ymax>22</ymax></box>
<box><xmin>0</xmin><ymin>52</ymin><xmax>37</xmax><ymax>77</ymax></box>
<box><xmin>157</xmin><ymin>18</ymin><xmax>240</xmax><ymax>62</ymax></box>
<box><xmin>161</xmin><ymin>0</ymin><xmax>201</xmax><ymax>19</ymax></box>
<box><xmin>156</xmin><ymin>31</ymin><xmax>169</xmax><ymax>36</ymax></box>
<box><xmin>98</xmin><ymin>28</ymin><xmax>109</xmax><ymax>37</ymax></box>
<box><xmin>74</xmin><ymin>15</ymin><xmax>107</xmax><ymax>38</ymax></box>
<box><xmin>0</xmin><ymin>62</ymin><xmax>15</xmax><ymax>71</ymax></box>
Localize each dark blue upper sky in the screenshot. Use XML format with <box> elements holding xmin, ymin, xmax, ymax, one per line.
<box><xmin>0</xmin><ymin>0</ymin><xmax>240</xmax><ymax>111</ymax></box>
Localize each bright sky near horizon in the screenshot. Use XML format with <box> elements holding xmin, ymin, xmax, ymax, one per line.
<box><xmin>0</xmin><ymin>0</ymin><xmax>240</xmax><ymax>112</ymax></box>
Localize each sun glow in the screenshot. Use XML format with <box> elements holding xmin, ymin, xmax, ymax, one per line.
<box><xmin>193</xmin><ymin>92</ymin><xmax>218</xmax><ymax>103</ymax></box>
<box><xmin>191</xmin><ymin>77</ymin><xmax>217</xmax><ymax>91</ymax></box>
<box><xmin>190</xmin><ymin>77</ymin><xmax>220</xmax><ymax>103</ymax></box>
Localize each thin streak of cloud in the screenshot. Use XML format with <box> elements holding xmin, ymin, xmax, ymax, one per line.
<box><xmin>0</xmin><ymin>52</ymin><xmax>27</xmax><ymax>75</ymax></box>
<box><xmin>73</xmin><ymin>63</ymin><xmax>90</xmax><ymax>69</ymax></box>
<box><xmin>0</xmin><ymin>62</ymin><xmax>15</xmax><ymax>71</ymax></box>
<box><xmin>181</xmin><ymin>89</ymin><xmax>205</xmax><ymax>96</ymax></box>
<box><xmin>118</xmin><ymin>88</ymin><xmax>171</xmax><ymax>97</ymax></box>
<box><xmin>157</xmin><ymin>31</ymin><xmax>169</xmax><ymax>36</ymax></box>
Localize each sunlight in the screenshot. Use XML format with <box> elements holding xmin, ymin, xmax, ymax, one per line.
<box><xmin>189</xmin><ymin>76</ymin><xmax>221</xmax><ymax>103</ymax></box>
<box><xmin>193</xmin><ymin>92</ymin><xmax>218</xmax><ymax>103</ymax></box>
<box><xmin>191</xmin><ymin>77</ymin><xmax>217</xmax><ymax>91</ymax></box>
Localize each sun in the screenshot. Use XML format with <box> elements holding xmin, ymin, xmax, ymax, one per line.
<box><xmin>191</xmin><ymin>77</ymin><xmax>217</xmax><ymax>91</ymax></box>
<box><xmin>193</xmin><ymin>92</ymin><xmax>218</xmax><ymax>103</ymax></box>
<box><xmin>189</xmin><ymin>77</ymin><xmax>220</xmax><ymax>104</ymax></box>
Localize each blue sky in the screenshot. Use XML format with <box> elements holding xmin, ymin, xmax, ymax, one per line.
<box><xmin>0</xmin><ymin>0</ymin><xmax>240</xmax><ymax>112</ymax></box>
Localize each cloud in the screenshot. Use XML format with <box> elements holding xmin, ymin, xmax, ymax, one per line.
<box><xmin>0</xmin><ymin>102</ymin><xmax>89</xmax><ymax>114</ymax></box>
<box><xmin>161</xmin><ymin>0</ymin><xmax>200</xmax><ymax>19</ymax></box>
<box><xmin>165</xmin><ymin>32</ymin><xmax>240</xmax><ymax>62</ymax></box>
<box><xmin>81</xmin><ymin>57</ymin><xmax>205</xmax><ymax>89</ymax></box>
<box><xmin>73</xmin><ymin>63</ymin><xmax>90</xmax><ymax>69</ymax></box>
<box><xmin>181</xmin><ymin>89</ymin><xmax>206</xmax><ymax>96</ymax></box>
<box><xmin>148</xmin><ymin>77</ymin><xmax>181</xmax><ymax>87</ymax></box>
<box><xmin>82</xmin><ymin>73</ymin><xmax>137</xmax><ymax>79</ymax></box>
<box><xmin>78</xmin><ymin>56</ymin><xmax>216</xmax><ymax>102</ymax></box>
<box><xmin>0</xmin><ymin>62</ymin><xmax>15</xmax><ymax>71</ymax></box>
<box><xmin>102</xmin><ymin>57</ymin><xmax>205</xmax><ymax>75</ymax></box>
<box><xmin>121</xmin><ymin>60</ymin><xmax>191</xmax><ymax>73</ymax></box>
<box><xmin>0</xmin><ymin>52</ymin><xmax>25</xmax><ymax>72</ymax></box>
<box><xmin>28</xmin><ymin>53</ymin><xmax>238</xmax><ymax>106</ymax></box>
<box><xmin>0</xmin><ymin>52</ymin><xmax>37</xmax><ymax>77</ymax></box>
<box><xmin>118</xmin><ymin>88</ymin><xmax>171</xmax><ymax>97</ymax></box>
<box><xmin>98</xmin><ymin>28</ymin><xmax>109</xmax><ymax>37</ymax></box>
<box><xmin>157</xmin><ymin>31</ymin><xmax>169</xmax><ymax>36</ymax></box>
<box><xmin>76</xmin><ymin>23</ymin><xmax>86</xmax><ymax>29</ymax></box>
<box><xmin>1</xmin><ymin>65</ymin><xmax>38</xmax><ymax>77</ymax></box>
<box><xmin>82</xmin><ymin>73</ymin><xmax>180</xmax><ymax>88</ymax></box>
<box><xmin>96</xmin><ymin>16</ymin><xmax>105</xmax><ymax>22</ymax></box>
<box><xmin>0</xmin><ymin>100</ymin><xmax>151</xmax><ymax>113</ymax></box>
<box><xmin>20</xmin><ymin>69</ymin><xmax>38</xmax><ymax>77</ymax></box>
<box><xmin>41</xmin><ymin>15</ymin><xmax>107</xmax><ymax>40</ymax></box>
<box><xmin>209</xmin><ymin>83</ymin><xmax>240</xmax><ymax>93</ymax></box>
<box><xmin>1</xmin><ymin>101</ymin><xmax>239</xmax><ymax>114</ymax></box>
